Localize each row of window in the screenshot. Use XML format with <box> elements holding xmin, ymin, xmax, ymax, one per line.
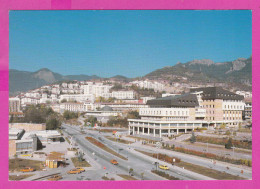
<box><xmin>223</xmin><ymin>117</ymin><xmax>241</xmax><ymax>120</ymax></box>
<box><xmin>141</xmin><ymin>110</ymin><xmax>189</xmax><ymax>116</ymax></box>
<box><xmin>224</xmin><ymin>105</ymin><xmax>243</xmax><ymax>109</ymax></box>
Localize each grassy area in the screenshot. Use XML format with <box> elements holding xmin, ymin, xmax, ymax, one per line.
<box><xmin>9</xmin><ymin>174</ymin><xmax>34</xmax><ymax>181</ymax></box>
<box><xmin>194</xmin><ymin>136</ymin><xmax>252</xmax><ymax>150</ymax></box>
<box><xmin>65</xmin><ymin>137</ymin><xmax>71</xmax><ymax>144</ymax></box>
<box><xmin>175</xmin><ymin>161</ymin><xmax>246</xmax><ymax>180</ymax></box>
<box><xmin>151</xmin><ymin>170</ymin><xmax>179</xmax><ymax>180</ymax></box>
<box><xmin>185</xmin><ymin>142</ymin><xmax>251</xmax><ymax>155</ymax></box>
<box><xmin>105</xmin><ymin>136</ymin><xmax>134</xmax><ymax>144</ymax></box>
<box><xmin>117</xmin><ymin>174</ymin><xmax>137</xmax><ymax>180</ymax></box>
<box><xmin>102</xmin><ymin>176</ymin><xmax>115</xmax><ymax>180</ymax></box>
<box><xmin>86</xmin><ymin>137</ymin><xmax>128</xmax><ymax>160</ymax></box>
<box><xmin>71</xmin><ymin>157</ymin><xmax>91</xmax><ymax>167</ymax></box>
<box><xmin>238</xmin><ymin>128</ymin><xmax>252</xmax><ymax>133</ymax></box>
<box><xmin>126</xmin><ymin>135</ymin><xmax>158</xmax><ymax>143</ymax></box>
<box><xmin>136</xmin><ymin>149</ymin><xmax>246</xmax><ymax>180</ymax></box>
<box><xmin>65</xmin><ymin>119</ymin><xmax>81</xmax><ymax>126</ymax></box>
<box><xmin>68</xmin><ymin>148</ymin><xmax>78</xmax><ymax>152</ymax></box>
<box><xmin>135</xmin><ymin>149</ymin><xmax>181</xmax><ymax>164</ymax></box>
<box><xmin>90</xmin><ymin>128</ymin><xmax>127</xmax><ymax>133</ymax></box>
<box><xmin>9</xmin><ymin>158</ymin><xmax>44</xmax><ymax>172</ymax></box>
<box><xmin>174</xmin><ymin>147</ymin><xmax>252</xmax><ymax>167</ymax></box>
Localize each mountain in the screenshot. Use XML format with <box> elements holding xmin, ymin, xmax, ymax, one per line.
<box><xmin>145</xmin><ymin>57</ymin><xmax>252</xmax><ymax>84</ymax></box>
<box><xmin>9</xmin><ymin>68</ymin><xmax>100</xmax><ymax>96</ymax></box>
<box><xmin>10</xmin><ymin>56</ymin><xmax>252</xmax><ymax>96</ymax></box>
<box><xmin>109</xmin><ymin>75</ymin><xmax>129</xmax><ymax>81</ymax></box>
<box><xmin>65</xmin><ymin>74</ymin><xmax>100</xmax><ymax>81</ymax></box>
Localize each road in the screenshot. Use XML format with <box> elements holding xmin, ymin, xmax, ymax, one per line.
<box><xmin>63</xmin><ymin>124</ymin><xmax>214</xmax><ymax>180</ymax></box>
<box><xmin>84</xmin><ymin>127</ymin><xmax>252</xmax><ymax>179</ymax></box>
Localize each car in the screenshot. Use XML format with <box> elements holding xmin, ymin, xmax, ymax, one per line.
<box><xmin>67</xmin><ymin>169</ymin><xmax>82</xmax><ymax>174</ymax></box>
<box><xmin>110</xmin><ymin>159</ymin><xmax>118</xmax><ymax>165</ymax></box>
<box><xmin>47</xmin><ymin>174</ymin><xmax>63</xmax><ymax>181</ymax></box>
<box><xmin>159</xmin><ymin>165</ymin><xmax>169</xmax><ymax>170</ymax></box>
<box><xmin>76</xmin><ymin>167</ymin><xmax>85</xmax><ymax>172</ymax></box>
<box><xmin>20</xmin><ymin>167</ymin><xmax>35</xmax><ymax>173</ymax></box>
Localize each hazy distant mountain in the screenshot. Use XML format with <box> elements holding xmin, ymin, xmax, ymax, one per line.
<box><xmin>9</xmin><ymin>68</ymin><xmax>100</xmax><ymax>96</ymax></box>
<box><xmin>65</xmin><ymin>74</ymin><xmax>100</xmax><ymax>81</ymax></box>
<box><xmin>10</xmin><ymin>56</ymin><xmax>251</xmax><ymax>96</ymax></box>
<box><xmin>145</xmin><ymin>57</ymin><xmax>252</xmax><ymax>84</ymax></box>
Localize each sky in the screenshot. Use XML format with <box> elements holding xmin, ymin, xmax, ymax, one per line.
<box><xmin>9</xmin><ymin>10</ymin><xmax>252</xmax><ymax>78</ymax></box>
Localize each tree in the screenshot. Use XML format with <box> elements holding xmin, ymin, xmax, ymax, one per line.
<box><xmin>190</xmin><ymin>132</ymin><xmax>196</xmax><ymax>143</ymax></box>
<box><xmin>225</xmin><ymin>138</ymin><xmax>233</xmax><ymax>149</ymax></box>
<box><xmin>127</xmin><ymin>111</ymin><xmax>140</xmax><ymax>119</ymax></box>
<box><xmin>61</xmin><ymin>99</ymin><xmax>67</xmax><ymax>103</ymax></box>
<box><xmin>9</xmin><ymin>115</ymin><xmax>14</xmax><ymax>123</ymax></box>
<box><xmin>86</xmin><ymin>116</ymin><xmax>98</xmax><ymax>127</ymax></box>
<box><xmin>77</xmin><ymin>151</ymin><xmax>84</xmax><ymax>162</ymax></box>
<box><xmin>46</xmin><ymin>115</ymin><xmax>61</xmax><ymax>130</ymax></box>
<box><xmin>220</xmin><ymin>123</ymin><xmax>226</xmax><ymax>130</ymax></box>
<box><xmin>129</xmin><ymin>168</ymin><xmax>134</xmax><ymax>176</ymax></box>
<box><xmin>225</xmin><ymin>130</ymin><xmax>231</xmax><ymax>135</ymax></box>
<box><xmin>63</xmin><ymin>110</ymin><xmax>78</xmax><ymax>120</ymax></box>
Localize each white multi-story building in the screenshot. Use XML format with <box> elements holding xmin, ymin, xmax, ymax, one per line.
<box><xmin>236</xmin><ymin>91</ymin><xmax>252</xmax><ymax>99</ymax></box>
<box><xmin>111</xmin><ymin>91</ymin><xmax>135</xmax><ymax>99</ymax></box>
<box><xmin>130</xmin><ymin>80</ymin><xmax>165</xmax><ymax>92</ymax></box>
<box><xmin>140</xmin><ymin>97</ymin><xmax>156</xmax><ymax>104</ymax></box>
<box><xmin>128</xmin><ymin>93</ymin><xmax>206</xmax><ymax>138</ymax></box>
<box><xmin>25</xmin><ymin>92</ymin><xmax>40</xmax><ymax>98</ymax></box>
<box><xmin>51</xmin><ymin>87</ymin><xmax>60</xmax><ymax>95</ymax></box>
<box><xmin>84</xmin><ymin>83</ymin><xmax>112</xmax><ymax>97</ymax></box>
<box><xmin>21</xmin><ymin>97</ymin><xmax>40</xmax><ymax>106</ymax></box>
<box><xmin>59</xmin><ymin>94</ymin><xmax>95</xmax><ymax>103</ymax></box>
<box><xmin>63</xmin><ymin>102</ymin><xmax>85</xmax><ymax>112</ymax></box>
<box><xmin>190</xmin><ymin>87</ymin><xmax>245</xmax><ymax>127</ymax></box>
<box><xmin>61</xmin><ymin>83</ymin><xmax>68</xmax><ymax>88</ymax></box>
<box><xmin>9</xmin><ymin>97</ymin><xmax>21</xmax><ymax>113</ymax></box>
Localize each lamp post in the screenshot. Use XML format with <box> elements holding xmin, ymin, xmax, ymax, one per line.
<box><xmin>231</xmin><ymin>146</ymin><xmax>235</xmax><ymax>157</ymax></box>
<box><xmin>155</xmin><ymin>142</ymin><xmax>162</xmax><ymax>170</ymax></box>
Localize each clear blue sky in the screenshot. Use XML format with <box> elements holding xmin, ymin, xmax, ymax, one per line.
<box><xmin>9</xmin><ymin>10</ymin><xmax>252</xmax><ymax>78</ymax></box>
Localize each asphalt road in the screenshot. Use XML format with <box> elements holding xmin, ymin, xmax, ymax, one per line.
<box><xmin>63</xmin><ymin>124</ymin><xmax>215</xmax><ymax>180</ymax></box>
<box><xmin>81</xmin><ymin>127</ymin><xmax>252</xmax><ymax>180</ymax></box>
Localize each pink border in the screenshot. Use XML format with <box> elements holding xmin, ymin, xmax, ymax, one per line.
<box><xmin>0</xmin><ymin>0</ymin><xmax>258</xmax><ymax>188</ymax></box>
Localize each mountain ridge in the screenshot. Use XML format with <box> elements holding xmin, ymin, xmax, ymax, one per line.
<box><xmin>9</xmin><ymin>56</ymin><xmax>252</xmax><ymax>96</ymax></box>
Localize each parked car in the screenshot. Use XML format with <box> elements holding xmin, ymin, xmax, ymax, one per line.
<box><xmin>67</xmin><ymin>169</ymin><xmax>82</xmax><ymax>174</ymax></box>
<box><xmin>159</xmin><ymin>165</ymin><xmax>169</xmax><ymax>170</ymax></box>
<box><xmin>20</xmin><ymin>167</ymin><xmax>35</xmax><ymax>173</ymax></box>
<box><xmin>110</xmin><ymin>159</ymin><xmax>118</xmax><ymax>165</ymax></box>
<box><xmin>47</xmin><ymin>174</ymin><xmax>63</xmax><ymax>181</ymax></box>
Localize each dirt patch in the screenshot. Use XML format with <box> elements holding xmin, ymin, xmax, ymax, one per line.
<box><xmin>9</xmin><ymin>158</ymin><xmax>44</xmax><ymax>172</ymax></box>
<box><xmin>117</xmin><ymin>174</ymin><xmax>137</xmax><ymax>180</ymax></box>
<box><xmin>105</xmin><ymin>136</ymin><xmax>133</xmax><ymax>144</ymax></box>
<box><xmin>71</xmin><ymin>157</ymin><xmax>91</xmax><ymax>167</ymax></box>
<box><xmin>85</xmin><ymin>137</ymin><xmax>128</xmax><ymax>160</ymax></box>
<box><xmin>176</xmin><ymin>161</ymin><xmax>246</xmax><ymax>180</ymax></box>
<box><xmin>9</xmin><ymin>174</ymin><xmax>34</xmax><ymax>181</ymax></box>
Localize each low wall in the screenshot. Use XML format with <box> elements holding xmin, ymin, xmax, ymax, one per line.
<box><xmin>9</xmin><ymin>123</ymin><xmax>46</xmax><ymax>131</ymax></box>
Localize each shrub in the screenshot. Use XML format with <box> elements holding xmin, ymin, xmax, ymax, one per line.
<box><xmin>190</xmin><ymin>132</ymin><xmax>196</xmax><ymax>143</ymax></box>
<box><xmin>225</xmin><ymin>138</ymin><xmax>233</xmax><ymax>149</ymax></box>
<box><xmin>152</xmin><ymin>170</ymin><xmax>179</xmax><ymax>180</ymax></box>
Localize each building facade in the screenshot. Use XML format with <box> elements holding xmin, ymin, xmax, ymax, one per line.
<box><xmin>128</xmin><ymin>93</ymin><xmax>207</xmax><ymax>138</ymax></box>
<box><xmin>9</xmin><ymin>97</ymin><xmax>21</xmax><ymax>113</ymax></box>
<box><xmin>190</xmin><ymin>87</ymin><xmax>244</xmax><ymax>127</ymax></box>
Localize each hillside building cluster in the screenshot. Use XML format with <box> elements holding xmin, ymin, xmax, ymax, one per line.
<box><xmin>9</xmin><ymin>78</ymin><xmax>252</xmax><ymax>138</ymax></box>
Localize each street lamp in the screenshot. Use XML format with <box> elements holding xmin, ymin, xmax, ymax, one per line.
<box><xmin>155</xmin><ymin>142</ymin><xmax>162</xmax><ymax>170</ymax></box>
<box><xmin>172</xmin><ymin>158</ymin><xmax>176</xmax><ymax>166</ymax></box>
<box><xmin>231</xmin><ymin>146</ymin><xmax>235</xmax><ymax>157</ymax></box>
